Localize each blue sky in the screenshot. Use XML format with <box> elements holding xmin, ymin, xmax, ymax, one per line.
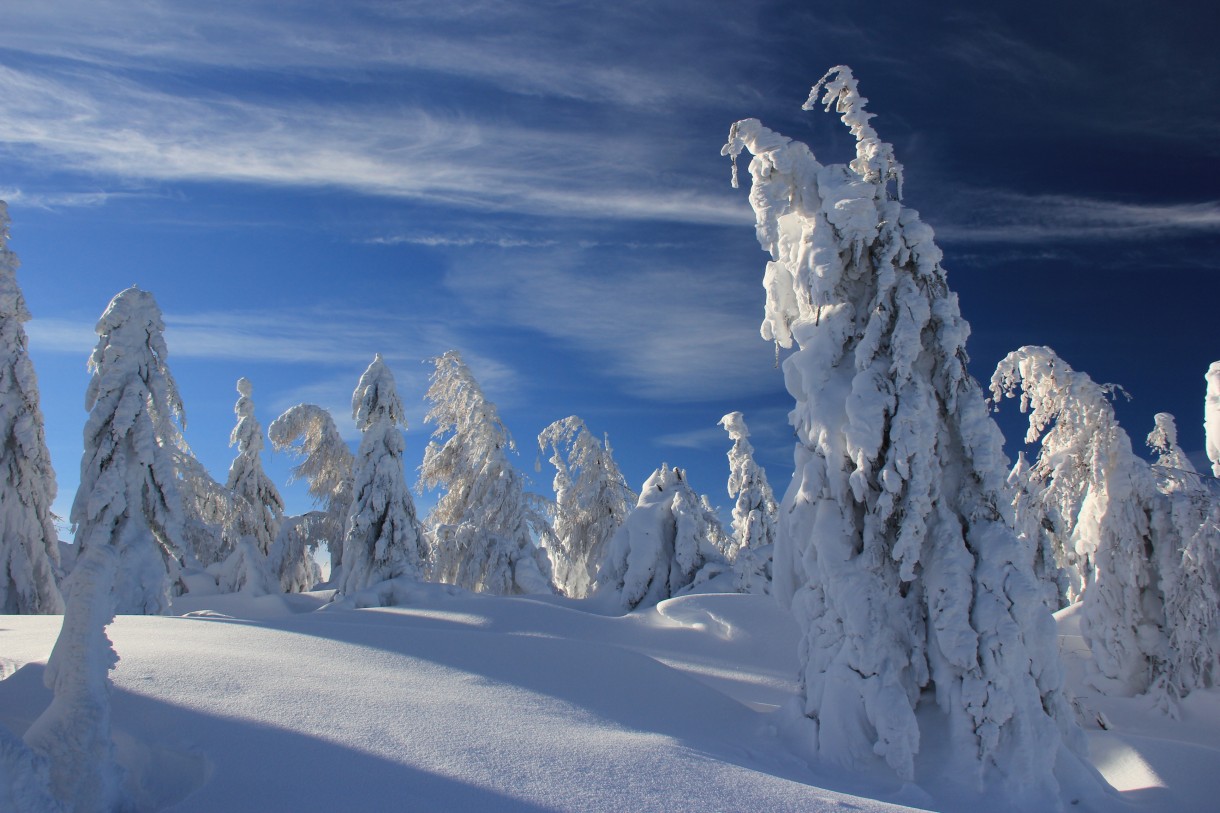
<box><xmin>1</xmin><ymin>0</ymin><xmax>1217</xmax><ymax>529</ymax></box>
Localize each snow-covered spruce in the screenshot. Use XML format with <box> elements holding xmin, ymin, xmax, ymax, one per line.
<box><xmin>421</xmin><ymin>350</ymin><xmax>553</xmax><ymax>595</ymax></box>
<box><xmin>225</xmin><ymin>378</ymin><xmax>283</xmax><ymax>557</ymax></box>
<box><xmin>1148</xmin><ymin>412</ymin><xmax>1196</xmax><ymax>473</ymax></box>
<box><xmin>991</xmin><ymin>346</ymin><xmax>1199</xmax><ymax>702</ymax></box>
<box><xmin>23</xmin><ymin>545</ymin><xmax>125</xmax><ymax>813</ymax></box>
<box><xmin>724</xmin><ymin>68</ymin><xmax>1087</xmax><ymax>804</ymax></box>
<box><xmin>718</xmin><ymin>412</ymin><xmax>776</xmax><ymax>594</ymax></box>
<box><xmin>595</xmin><ymin>464</ymin><xmax>727</xmax><ymax>611</ymax></box>
<box><xmin>71</xmin><ymin>287</ymin><xmax>188</xmax><ymax>615</ymax></box>
<box><xmin>1006</xmin><ymin>452</ymin><xmax>1072</xmax><ymax>610</ymax></box>
<box><xmin>537</xmin><ymin>416</ymin><xmax>635</xmax><ymax>598</ymax></box>
<box><xmin>1206</xmin><ymin>362</ymin><xmax>1220</xmax><ymax>478</ymax></box>
<box><xmin>268</xmin><ymin>404</ymin><xmax>354</xmax><ymax>583</ymax></box>
<box><xmin>0</xmin><ymin>201</ymin><xmax>62</xmax><ymax>614</ymax></box>
<box><xmin>339</xmin><ymin>355</ymin><xmax>427</xmax><ymax>597</ymax></box>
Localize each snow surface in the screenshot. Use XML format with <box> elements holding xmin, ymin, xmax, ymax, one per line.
<box><xmin>2</xmin><ymin>589</ymin><xmax>1218</xmax><ymax>812</ymax></box>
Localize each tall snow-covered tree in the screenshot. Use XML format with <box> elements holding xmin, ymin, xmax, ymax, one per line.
<box><xmin>0</xmin><ymin>201</ymin><xmax>62</xmax><ymax>614</ymax></box>
<box><xmin>1205</xmin><ymin>362</ymin><xmax>1220</xmax><ymax>478</ymax></box>
<box><xmin>724</xmin><ymin>68</ymin><xmax>1086</xmax><ymax>803</ymax></box>
<box><xmin>340</xmin><ymin>355</ymin><xmax>427</xmax><ymax>596</ymax></box>
<box><xmin>421</xmin><ymin>350</ymin><xmax>552</xmax><ymax>595</ymax></box>
<box><xmin>537</xmin><ymin>416</ymin><xmax>635</xmax><ymax>598</ymax></box>
<box><xmin>226</xmin><ymin>378</ymin><xmax>284</xmax><ymax>556</ymax></box>
<box><xmin>71</xmin><ymin>286</ymin><xmax>188</xmax><ymax>614</ymax></box>
<box><xmin>596</xmin><ymin>464</ymin><xmax>727</xmax><ymax>611</ymax></box>
<box><xmin>23</xmin><ymin>545</ymin><xmax>125</xmax><ymax>813</ymax></box>
<box><xmin>718</xmin><ymin>412</ymin><xmax>777</xmax><ymax>560</ymax></box>
<box><xmin>268</xmin><ymin>403</ymin><xmax>354</xmax><ymax>581</ymax></box>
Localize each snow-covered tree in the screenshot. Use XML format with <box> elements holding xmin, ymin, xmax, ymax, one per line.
<box><xmin>1006</xmin><ymin>452</ymin><xmax>1072</xmax><ymax>610</ymax></box>
<box><xmin>174</xmin><ymin>450</ymin><xmax>234</xmax><ymax>569</ymax></box>
<box><xmin>23</xmin><ymin>545</ymin><xmax>125</xmax><ymax>813</ymax></box>
<box><xmin>421</xmin><ymin>350</ymin><xmax>552</xmax><ymax>595</ymax></box>
<box><xmin>718</xmin><ymin>412</ymin><xmax>777</xmax><ymax>560</ymax></box>
<box><xmin>537</xmin><ymin>416</ymin><xmax>635</xmax><ymax>598</ymax></box>
<box><xmin>268</xmin><ymin>404</ymin><xmax>354</xmax><ymax>581</ymax></box>
<box><xmin>724</xmin><ymin>68</ymin><xmax>1085</xmax><ymax>803</ymax></box>
<box><xmin>71</xmin><ymin>286</ymin><xmax>187</xmax><ymax>614</ymax></box>
<box><xmin>268</xmin><ymin>513</ymin><xmax>325</xmax><ymax>593</ymax></box>
<box><xmin>0</xmin><ymin>201</ymin><xmax>62</xmax><ymax>614</ymax></box>
<box><xmin>596</xmin><ymin>464</ymin><xmax>727</xmax><ymax>611</ymax></box>
<box><xmin>1205</xmin><ymin>362</ymin><xmax>1220</xmax><ymax>478</ymax></box>
<box><xmin>340</xmin><ymin>355</ymin><xmax>427</xmax><ymax>596</ymax></box>
<box><xmin>226</xmin><ymin>378</ymin><xmax>283</xmax><ymax>556</ymax></box>
<box><xmin>1148</xmin><ymin>412</ymin><xmax>1196</xmax><ymax>473</ymax></box>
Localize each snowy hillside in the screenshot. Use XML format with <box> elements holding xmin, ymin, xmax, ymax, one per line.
<box><xmin>2</xmin><ymin>590</ymin><xmax>1218</xmax><ymax>812</ymax></box>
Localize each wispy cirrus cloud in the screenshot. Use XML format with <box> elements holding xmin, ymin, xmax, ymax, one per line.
<box><xmin>933</xmin><ymin>190</ymin><xmax>1220</xmax><ymax>244</ymax></box>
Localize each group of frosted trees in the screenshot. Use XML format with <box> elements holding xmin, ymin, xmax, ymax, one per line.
<box><xmin>723</xmin><ymin>65</ymin><xmax>1220</xmax><ymax>805</ymax></box>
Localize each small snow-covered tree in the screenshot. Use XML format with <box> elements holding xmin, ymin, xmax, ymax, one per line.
<box><xmin>71</xmin><ymin>286</ymin><xmax>187</xmax><ymax>614</ymax></box>
<box><xmin>268</xmin><ymin>404</ymin><xmax>354</xmax><ymax>581</ymax></box>
<box><xmin>421</xmin><ymin>350</ymin><xmax>552</xmax><ymax>595</ymax></box>
<box><xmin>596</xmin><ymin>464</ymin><xmax>727</xmax><ymax>610</ymax></box>
<box><xmin>1205</xmin><ymin>362</ymin><xmax>1220</xmax><ymax>477</ymax></box>
<box><xmin>1148</xmin><ymin>412</ymin><xmax>1195</xmax><ymax>473</ymax></box>
<box><xmin>23</xmin><ymin>545</ymin><xmax>125</xmax><ymax>813</ymax></box>
<box><xmin>340</xmin><ymin>355</ymin><xmax>427</xmax><ymax>596</ymax></box>
<box><xmin>537</xmin><ymin>416</ymin><xmax>635</xmax><ymax>598</ymax></box>
<box><xmin>718</xmin><ymin>412</ymin><xmax>777</xmax><ymax>560</ymax></box>
<box><xmin>226</xmin><ymin>378</ymin><xmax>284</xmax><ymax>556</ymax></box>
<box><xmin>1006</xmin><ymin>452</ymin><xmax>1072</xmax><ymax>610</ymax></box>
<box><xmin>268</xmin><ymin>513</ymin><xmax>324</xmax><ymax>593</ymax></box>
<box><xmin>0</xmin><ymin>201</ymin><xmax>62</xmax><ymax>614</ymax></box>
<box><xmin>724</xmin><ymin>68</ymin><xmax>1085</xmax><ymax>803</ymax></box>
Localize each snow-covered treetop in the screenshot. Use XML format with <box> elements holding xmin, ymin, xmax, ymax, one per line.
<box><xmin>0</xmin><ymin>201</ymin><xmax>31</xmax><ymax>324</ymax></box>
<box><xmin>1147</xmin><ymin>412</ymin><xmax>1196</xmax><ymax>473</ymax></box>
<box><xmin>230</xmin><ymin>377</ymin><xmax>264</xmax><ymax>456</ymax></box>
<box><xmin>803</xmin><ymin>65</ymin><xmax>903</xmax><ymax>198</ymax></box>
<box><xmin>1206</xmin><ymin>362</ymin><xmax>1220</xmax><ymax>478</ymax></box>
<box><xmin>353</xmin><ymin>353</ymin><xmax>406</xmax><ymax>432</ymax></box>
<box><xmin>268</xmin><ymin>403</ymin><xmax>354</xmax><ymax>508</ymax></box>
<box><xmin>85</xmin><ymin>286</ymin><xmax>184</xmax><ymax>437</ymax></box>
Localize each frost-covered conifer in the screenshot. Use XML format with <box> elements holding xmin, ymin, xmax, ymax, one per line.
<box><xmin>226</xmin><ymin>378</ymin><xmax>283</xmax><ymax>556</ymax></box>
<box><xmin>1148</xmin><ymin>413</ymin><xmax>1196</xmax><ymax>473</ymax></box>
<box><xmin>1007</xmin><ymin>452</ymin><xmax>1072</xmax><ymax>610</ymax></box>
<box><xmin>23</xmin><ymin>545</ymin><xmax>125</xmax><ymax>813</ymax></box>
<box><xmin>71</xmin><ymin>287</ymin><xmax>187</xmax><ymax>614</ymax></box>
<box><xmin>1205</xmin><ymin>362</ymin><xmax>1220</xmax><ymax>478</ymax></box>
<box><xmin>718</xmin><ymin>412</ymin><xmax>776</xmax><ymax>561</ymax></box>
<box><xmin>0</xmin><ymin>201</ymin><xmax>62</xmax><ymax>614</ymax></box>
<box><xmin>268</xmin><ymin>404</ymin><xmax>354</xmax><ymax>581</ymax></box>
<box><xmin>340</xmin><ymin>355</ymin><xmax>427</xmax><ymax>596</ymax></box>
<box><xmin>724</xmin><ymin>68</ymin><xmax>1085</xmax><ymax>803</ymax></box>
<box><xmin>596</xmin><ymin>464</ymin><xmax>727</xmax><ymax>610</ymax></box>
<box><xmin>174</xmin><ymin>450</ymin><xmax>234</xmax><ymax>568</ymax></box>
<box><xmin>268</xmin><ymin>513</ymin><xmax>324</xmax><ymax>593</ymax></box>
<box><xmin>421</xmin><ymin>350</ymin><xmax>552</xmax><ymax>595</ymax></box>
<box><xmin>537</xmin><ymin>416</ymin><xmax>635</xmax><ymax>598</ymax></box>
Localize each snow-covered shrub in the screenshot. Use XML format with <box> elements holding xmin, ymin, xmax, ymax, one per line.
<box><xmin>268</xmin><ymin>404</ymin><xmax>354</xmax><ymax>582</ymax></box>
<box><xmin>0</xmin><ymin>201</ymin><xmax>62</xmax><ymax>614</ymax></box>
<box><xmin>71</xmin><ymin>286</ymin><xmax>188</xmax><ymax>614</ymax></box>
<box><xmin>421</xmin><ymin>350</ymin><xmax>552</xmax><ymax>595</ymax></box>
<box><xmin>724</xmin><ymin>67</ymin><xmax>1085</xmax><ymax>803</ymax></box>
<box><xmin>537</xmin><ymin>416</ymin><xmax>635</xmax><ymax>598</ymax></box>
<box><xmin>596</xmin><ymin>464</ymin><xmax>728</xmax><ymax>611</ymax></box>
<box><xmin>23</xmin><ymin>545</ymin><xmax>125</xmax><ymax>813</ymax></box>
<box><xmin>340</xmin><ymin>355</ymin><xmax>427</xmax><ymax>596</ymax></box>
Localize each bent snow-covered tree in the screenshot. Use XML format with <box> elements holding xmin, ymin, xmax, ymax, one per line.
<box><xmin>724</xmin><ymin>68</ymin><xmax>1085</xmax><ymax>803</ymax></box>
<box><xmin>0</xmin><ymin>201</ymin><xmax>62</xmax><ymax>614</ymax></box>
<box><xmin>268</xmin><ymin>403</ymin><xmax>354</xmax><ymax>583</ymax></box>
<box><xmin>421</xmin><ymin>350</ymin><xmax>552</xmax><ymax>595</ymax></box>
<box><xmin>71</xmin><ymin>287</ymin><xmax>188</xmax><ymax>614</ymax></box>
<box><xmin>340</xmin><ymin>355</ymin><xmax>427</xmax><ymax>596</ymax></box>
<box><xmin>596</xmin><ymin>464</ymin><xmax>727</xmax><ymax>611</ymax></box>
<box><xmin>537</xmin><ymin>416</ymin><xmax>635</xmax><ymax>598</ymax></box>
